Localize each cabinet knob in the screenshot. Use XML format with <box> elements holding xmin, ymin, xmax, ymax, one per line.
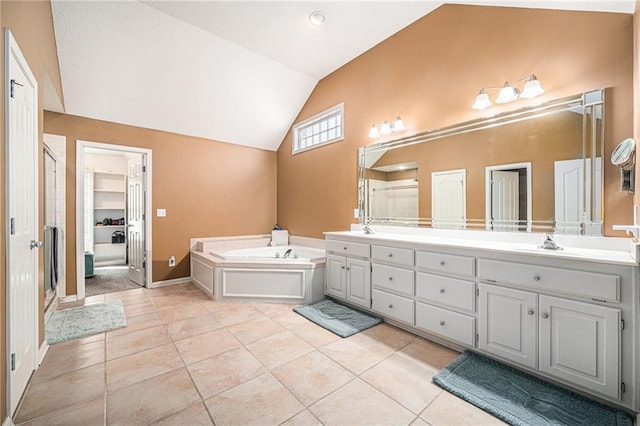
<box><xmin>533</xmin><ymin>275</ymin><xmax>541</xmax><ymax>281</ymax></box>
<box><xmin>439</xmin><ymin>288</ymin><xmax>445</xmax><ymax>294</ymax></box>
<box><xmin>388</xmin><ymin>276</ymin><xmax>393</xmax><ymax>281</ymax></box>
<box><xmin>343</xmin><ymin>246</ymin><xmax>347</xmax><ymax>250</ymax></box>
<box><xmin>528</xmin><ymin>309</ymin><xmax>534</xmax><ymax>315</ymax></box>
<box><xmin>388</xmin><ymin>304</ymin><xmax>393</xmax><ymax>309</ymax></box>
<box><xmin>341</xmin><ymin>266</ymin><xmax>345</xmax><ymax>269</ymax></box>
<box><xmin>541</xmin><ymin>313</ymin><xmax>549</xmax><ymax>319</ymax></box>
<box><xmin>388</xmin><ymin>253</ymin><xmax>393</xmax><ymax>258</ymax></box>
<box><xmin>346</xmin><ymin>267</ymin><xmax>350</xmax><ymax>271</ymax></box>
<box><xmin>439</xmin><ymin>261</ymin><xmax>445</xmax><ymax>266</ymax></box>
<box><xmin>439</xmin><ymin>321</ymin><xmax>445</xmax><ymax>326</ymax></box>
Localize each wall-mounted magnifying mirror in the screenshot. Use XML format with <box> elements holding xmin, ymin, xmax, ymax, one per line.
<box><xmin>611</xmin><ymin>138</ymin><xmax>635</xmax><ymax>192</ymax></box>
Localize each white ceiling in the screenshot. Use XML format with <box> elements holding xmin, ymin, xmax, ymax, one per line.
<box><xmin>51</xmin><ymin>1</ymin><xmax>635</xmax><ymax>152</ymax></box>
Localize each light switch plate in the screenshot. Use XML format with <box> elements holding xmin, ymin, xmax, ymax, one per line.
<box><xmin>157</xmin><ymin>208</ymin><xmax>166</xmax><ymax>217</ymax></box>
<box><xmin>353</xmin><ymin>208</ymin><xmax>360</xmax><ymax>218</ymax></box>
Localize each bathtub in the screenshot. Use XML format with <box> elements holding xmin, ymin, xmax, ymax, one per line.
<box><xmin>190</xmin><ymin>236</ymin><xmax>326</xmax><ymax>304</ymax></box>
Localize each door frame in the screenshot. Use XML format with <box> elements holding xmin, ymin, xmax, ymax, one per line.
<box><xmin>75</xmin><ymin>140</ymin><xmax>152</xmax><ymax>298</ymax></box>
<box><xmin>5</xmin><ymin>29</ymin><xmax>40</xmax><ymax>417</ymax></box>
<box><xmin>485</xmin><ymin>162</ymin><xmax>532</xmax><ymax>231</ymax></box>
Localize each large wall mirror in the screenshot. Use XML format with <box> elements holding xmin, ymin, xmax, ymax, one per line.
<box><xmin>358</xmin><ymin>89</ymin><xmax>604</xmax><ymax>235</ymax></box>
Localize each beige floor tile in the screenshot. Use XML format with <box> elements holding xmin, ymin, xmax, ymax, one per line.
<box><xmin>411</xmin><ymin>417</ymin><xmax>431</xmax><ymax>426</ymax></box>
<box><xmin>199</xmin><ymin>299</ymin><xmax>231</xmax><ymax>313</ymax></box>
<box><xmin>398</xmin><ymin>338</ymin><xmax>460</xmax><ymax>371</ymax></box>
<box><xmin>266</xmin><ymin>308</ymin><xmax>310</xmax><ymax>329</ymax></box>
<box><xmin>107</xmin><ymin>368</ymin><xmax>200</xmax><ymax>426</ymax></box>
<box><xmin>106</xmin><ymin>325</ymin><xmax>172</xmax><ymax>360</ymax></box>
<box><xmin>188</xmin><ymin>347</ymin><xmax>267</xmax><ymax>399</ymax></box>
<box><xmin>158</xmin><ymin>303</ymin><xmax>210</xmax><ymax>325</ymax></box>
<box><xmin>151</xmin><ymin>402</ymin><xmax>213</xmax><ymax>426</ymax></box>
<box><xmin>107</xmin><ymin>312</ymin><xmax>163</xmax><ymax>338</ymax></box>
<box><xmin>361</xmin><ymin>353</ymin><xmax>442</xmax><ymax>414</ymax></box>
<box><xmin>108</xmin><ymin>292</ymin><xmax>151</xmax><ymax>306</ymax></box>
<box><xmin>320</xmin><ymin>333</ymin><xmax>396</xmax><ymax>375</ymax></box>
<box><xmin>310</xmin><ymin>378</ymin><xmax>416</xmax><ymax>425</ymax></box>
<box><xmin>107</xmin><ymin>343</ymin><xmax>184</xmax><ymax>391</ymax></box>
<box><xmin>361</xmin><ymin>323</ymin><xmax>417</xmax><ymax>350</ymax></box>
<box><xmin>165</xmin><ymin>312</ymin><xmax>223</xmax><ymax>341</ymax></box>
<box><xmin>272</xmin><ymin>350</ymin><xmax>355</xmax><ymax>406</ymax></box>
<box><xmin>420</xmin><ymin>391</ymin><xmax>506</xmax><ymax>425</ymax></box>
<box><xmin>148</xmin><ymin>285</ymin><xmax>190</xmax><ymax>297</ymax></box>
<box><xmin>123</xmin><ymin>301</ymin><xmax>157</xmax><ymax>318</ymax></box>
<box><xmin>246</xmin><ymin>331</ymin><xmax>314</xmax><ymax>370</ymax></box>
<box><xmin>175</xmin><ymin>328</ymin><xmax>241</xmax><ymax>365</ymax></box>
<box><xmin>32</xmin><ymin>340</ymin><xmax>104</xmax><ymax>384</ymax></box>
<box><xmin>50</xmin><ymin>332</ymin><xmax>104</xmax><ymax>348</ymax></box>
<box><xmin>289</xmin><ymin>322</ymin><xmax>340</xmax><ymax>348</ymax></box>
<box><xmin>17</xmin><ymin>397</ymin><xmax>104</xmax><ymax>426</ymax></box>
<box><xmin>151</xmin><ymin>294</ymin><xmax>200</xmax><ymax>310</ymax></box>
<box><xmin>205</xmin><ymin>373</ymin><xmax>304</xmax><ymax>425</ymax></box>
<box><xmin>213</xmin><ymin>304</ymin><xmax>266</xmax><ymax>327</ymax></box>
<box><xmin>14</xmin><ymin>365</ymin><xmax>104</xmax><ymax>423</ymax></box>
<box><xmin>280</xmin><ymin>409</ymin><xmax>322</xmax><ymax>426</ymax></box>
<box><xmin>107</xmin><ymin>287</ymin><xmax>147</xmax><ymax>298</ymax></box>
<box><xmin>227</xmin><ymin>317</ymin><xmax>285</xmax><ymax>344</ymax></box>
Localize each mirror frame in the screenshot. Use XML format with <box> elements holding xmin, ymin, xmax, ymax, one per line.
<box><xmin>358</xmin><ymin>89</ymin><xmax>605</xmax><ymax>234</ymax></box>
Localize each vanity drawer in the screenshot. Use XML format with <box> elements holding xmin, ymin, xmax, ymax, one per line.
<box><xmin>478</xmin><ymin>259</ymin><xmax>619</xmax><ymax>302</ymax></box>
<box><xmin>326</xmin><ymin>240</ymin><xmax>370</xmax><ymax>258</ymax></box>
<box><xmin>416</xmin><ymin>251</ymin><xmax>475</xmax><ymax>278</ymax></box>
<box><xmin>372</xmin><ymin>245</ymin><xmax>414</xmax><ymax>267</ymax></box>
<box><xmin>416</xmin><ymin>272</ymin><xmax>475</xmax><ymax>313</ymax></box>
<box><xmin>372</xmin><ymin>289</ymin><xmax>414</xmax><ymax>324</ymax></box>
<box><xmin>372</xmin><ymin>263</ymin><xmax>414</xmax><ymax>296</ymax></box>
<box><xmin>416</xmin><ymin>302</ymin><xmax>475</xmax><ymax>347</ymax></box>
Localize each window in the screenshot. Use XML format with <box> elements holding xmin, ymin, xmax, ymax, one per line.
<box><xmin>293</xmin><ymin>103</ymin><xmax>344</xmax><ymax>154</ymax></box>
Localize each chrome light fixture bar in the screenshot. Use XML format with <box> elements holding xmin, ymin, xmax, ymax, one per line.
<box><xmin>472</xmin><ymin>74</ymin><xmax>544</xmax><ymax>110</ymax></box>
<box><xmin>368</xmin><ymin>116</ymin><xmax>406</xmax><ymax>138</ymax></box>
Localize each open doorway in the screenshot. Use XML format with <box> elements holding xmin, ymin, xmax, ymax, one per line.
<box><xmin>485</xmin><ymin>162</ymin><xmax>532</xmax><ymax>231</ymax></box>
<box><xmin>76</xmin><ymin>141</ymin><xmax>152</xmax><ymax>298</ymax></box>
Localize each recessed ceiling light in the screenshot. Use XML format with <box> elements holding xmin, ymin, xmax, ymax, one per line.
<box><xmin>309</xmin><ymin>11</ymin><xmax>327</xmax><ymax>26</ymax></box>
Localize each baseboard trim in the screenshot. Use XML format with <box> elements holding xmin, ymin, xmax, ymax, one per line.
<box><xmin>149</xmin><ymin>277</ymin><xmax>191</xmax><ymax>289</ymax></box>
<box><xmin>3</xmin><ymin>415</ymin><xmax>16</xmax><ymax>426</ymax></box>
<box><xmin>38</xmin><ymin>341</ymin><xmax>49</xmax><ymax>366</ymax></box>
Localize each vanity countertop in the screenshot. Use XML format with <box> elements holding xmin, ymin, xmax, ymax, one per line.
<box><xmin>325</xmin><ymin>229</ymin><xmax>639</xmax><ymax>266</ymax></box>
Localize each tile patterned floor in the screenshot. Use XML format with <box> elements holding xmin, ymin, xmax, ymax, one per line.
<box><xmin>15</xmin><ymin>283</ymin><xmax>506</xmax><ymax>425</ymax></box>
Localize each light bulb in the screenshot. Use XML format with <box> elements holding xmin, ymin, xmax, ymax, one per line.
<box><xmin>392</xmin><ymin>117</ymin><xmax>406</xmax><ymax>132</ymax></box>
<box><xmin>368</xmin><ymin>125</ymin><xmax>380</xmax><ymax>139</ymax></box>
<box><xmin>520</xmin><ymin>75</ymin><xmax>544</xmax><ymax>99</ymax></box>
<box><xmin>495</xmin><ymin>82</ymin><xmax>519</xmax><ymax>104</ymax></box>
<box><xmin>472</xmin><ymin>90</ymin><xmax>492</xmax><ymax>110</ymax></box>
<box><xmin>380</xmin><ymin>120</ymin><xmax>392</xmax><ymax>135</ymax></box>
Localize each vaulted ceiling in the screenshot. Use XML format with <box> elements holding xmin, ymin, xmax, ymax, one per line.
<box><xmin>51</xmin><ymin>1</ymin><xmax>635</xmax><ymax>151</ymax></box>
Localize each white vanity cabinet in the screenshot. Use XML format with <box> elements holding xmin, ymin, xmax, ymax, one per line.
<box><xmin>371</xmin><ymin>245</ymin><xmax>415</xmax><ymax>324</ymax></box>
<box><xmin>325</xmin><ymin>240</ymin><xmax>371</xmax><ymax>309</ymax></box>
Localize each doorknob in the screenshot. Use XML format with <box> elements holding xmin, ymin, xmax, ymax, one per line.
<box><xmin>30</xmin><ymin>240</ymin><xmax>43</xmax><ymax>249</ymax></box>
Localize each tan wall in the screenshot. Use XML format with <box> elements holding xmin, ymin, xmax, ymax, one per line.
<box><xmin>277</xmin><ymin>5</ymin><xmax>634</xmax><ymax>238</ymax></box>
<box><xmin>43</xmin><ymin>112</ymin><xmax>277</xmax><ymax>293</ymax></box>
<box><xmin>1</xmin><ymin>0</ymin><xmax>64</xmax><ymax>418</ymax></box>
<box><xmin>635</xmin><ymin>2</ymin><xmax>640</xmax><ymax>203</ymax></box>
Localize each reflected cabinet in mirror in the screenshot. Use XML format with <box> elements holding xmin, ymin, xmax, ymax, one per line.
<box><xmin>358</xmin><ymin>89</ymin><xmax>604</xmax><ymax>235</ymax></box>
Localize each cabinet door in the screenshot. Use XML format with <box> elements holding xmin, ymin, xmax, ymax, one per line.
<box><xmin>325</xmin><ymin>254</ymin><xmax>346</xmax><ymax>299</ymax></box>
<box><xmin>539</xmin><ymin>295</ymin><xmax>620</xmax><ymax>400</ymax></box>
<box><xmin>346</xmin><ymin>258</ymin><xmax>371</xmax><ymax>309</ymax></box>
<box><xmin>478</xmin><ymin>284</ymin><xmax>537</xmax><ymax>369</ymax></box>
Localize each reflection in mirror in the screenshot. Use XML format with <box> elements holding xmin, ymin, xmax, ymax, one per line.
<box><xmin>358</xmin><ymin>89</ymin><xmax>604</xmax><ymax>235</ymax></box>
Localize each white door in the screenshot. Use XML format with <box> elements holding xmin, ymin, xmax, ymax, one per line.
<box><xmin>346</xmin><ymin>258</ymin><xmax>371</xmax><ymax>309</ymax></box>
<box><xmin>539</xmin><ymin>295</ymin><xmax>620</xmax><ymax>399</ymax></box>
<box><xmin>127</xmin><ymin>156</ymin><xmax>145</xmax><ymax>285</ymax></box>
<box><xmin>554</xmin><ymin>158</ymin><xmax>603</xmax><ymax>235</ymax></box>
<box><xmin>478</xmin><ymin>284</ymin><xmax>538</xmax><ymax>369</ymax></box>
<box><xmin>490</xmin><ymin>171</ymin><xmax>519</xmax><ymax>231</ymax></box>
<box><xmin>432</xmin><ymin>170</ymin><xmax>465</xmax><ymax>228</ymax></box>
<box><xmin>6</xmin><ymin>30</ymin><xmax>39</xmax><ymax>415</ymax></box>
<box><xmin>325</xmin><ymin>254</ymin><xmax>346</xmax><ymax>299</ymax></box>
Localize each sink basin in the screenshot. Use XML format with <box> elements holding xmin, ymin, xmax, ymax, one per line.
<box><xmin>510</xmin><ymin>247</ymin><xmax>583</xmax><ymax>257</ymax></box>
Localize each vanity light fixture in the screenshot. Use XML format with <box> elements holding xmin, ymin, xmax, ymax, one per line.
<box><xmin>309</xmin><ymin>11</ymin><xmax>327</xmax><ymax>26</ymax></box>
<box><xmin>472</xmin><ymin>75</ymin><xmax>544</xmax><ymax>110</ymax></box>
<box><xmin>368</xmin><ymin>116</ymin><xmax>406</xmax><ymax>138</ymax></box>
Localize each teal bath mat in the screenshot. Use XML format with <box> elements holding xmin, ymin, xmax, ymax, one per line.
<box><xmin>293</xmin><ymin>299</ymin><xmax>382</xmax><ymax>338</ymax></box>
<box><xmin>433</xmin><ymin>351</ymin><xmax>632</xmax><ymax>426</ymax></box>
<box><xmin>46</xmin><ymin>300</ymin><xmax>127</xmax><ymax>344</ymax></box>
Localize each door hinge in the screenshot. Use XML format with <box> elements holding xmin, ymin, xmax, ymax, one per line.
<box><xmin>621</xmin><ymin>382</ymin><xmax>626</xmax><ymax>393</ymax></box>
<box><xmin>476</xmin><ymin>288</ymin><xmax>479</xmax><ymax>297</ymax></box>
<box><xmin>142</xmin><ymin>165</ymin><xmax>146</xmax><ymax>173</ymax></box>
<box><xmin>142</xmin><ymin>261</ymin><xmax>146</xmax><ymax>269</ymax></box>
<box><xmin>620</xmin><ymin>319</ymin><xmax>625</xmax><ymax>331</ymax></box>
<box><xmin>370</xmin><ymin>298</ymin><xmax>373</xmax><ymax>309</ymax></box>
<box><xmin>10</xmin><ymin>79</ymin><xmax>24</xmax><ymax>98</ymax></box>
<box><xmin>10</xmin><ymin>353</ymin><xmax>15</xmax><ymax>371</ymax></box>
<box><xmin>476</xmin><ymin>334</ymin><xmax>479</xmax><ymax>343</ymax></box>
<box><xmin>10</xmin><ymin>218</ymin><xmax>16</xmax><ymax>235</ymax></box>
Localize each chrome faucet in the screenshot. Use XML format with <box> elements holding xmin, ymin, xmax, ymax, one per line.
<box><xmin>362</xmin><ymin>224</ymin><xmax>375</xmax><ymax>234</ymax></box>
<box><xmin>539</xmin><ymin>233</ymin><xmax>561</xmax><ymax>250</ymax></box>
<box><xmin>283</xmin><ymin>248</ymin><xmax>293</xmax><ymax>258</ymax></box>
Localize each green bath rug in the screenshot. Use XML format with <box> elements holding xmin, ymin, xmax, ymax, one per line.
<box><xmin>433</xmin><ymin>351</ymin><xmax>633</xmax><ymax>426</ymax></box>
<box><xmin>293</xmin><ymin>299</ymin><xmax>382</xmax><ymax>338</ymax></box>
<box><xmin>46</xmin><ymin>300</ymin><xmax>127</xmax><ymax>344</ymax></box>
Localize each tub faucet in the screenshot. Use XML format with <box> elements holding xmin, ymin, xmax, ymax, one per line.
<box><xmin>283</xmin><ymin>248</ymin><xmax>292</xmax><ymax>258</ymax></box>
<box><xmin>539</xmin><ymin>233</ymin><xmax>561</xmax><ymax>250</ymax></box>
